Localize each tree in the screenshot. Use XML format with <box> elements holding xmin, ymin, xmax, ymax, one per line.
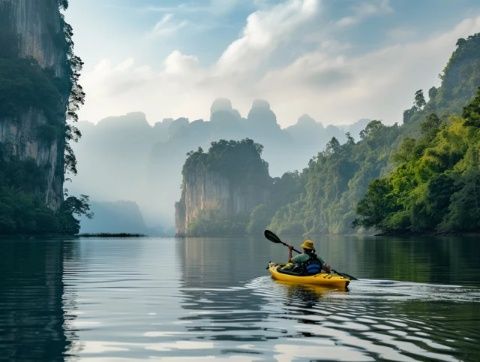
<box><xmin>462</xmin><ymin>88</ymin><xmax>480</xmax><ymax>127</ymax></box>
<box><xmin>415</xmin><ymin>89</ymin><xmax>426</xmax><ymax>109</ymax></box>
<box><xmin>355</xmin><ymin>179</ymin><xmax>398</xmax><ymax>229</ymax></box>
<box><xmin>420</xmin><ymin>113</ymin><xmax>442</xmax><ymax>140</ymax></box>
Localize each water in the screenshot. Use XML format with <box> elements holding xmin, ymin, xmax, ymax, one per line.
<box><xmin>0</xmin><ymin>235</ymin><xmax>479</xmax><ymax>361</ymax></box>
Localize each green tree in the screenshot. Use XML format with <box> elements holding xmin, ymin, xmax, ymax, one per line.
<box><xmin>415</xmin><ymin>89</ymin><xmax>427</xmax><ymax>109</ymax></box>
<box><xmin>355</xmin><ymin>90</ymin><xmax>480</xmax><ymax>234</ymax></box>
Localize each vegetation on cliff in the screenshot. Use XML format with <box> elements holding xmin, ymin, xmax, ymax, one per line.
<box><xmin>175</xmin><ymin>34</ymin><xmax>480</xmax><ymax>237</ymax></box>
<box><xmin>266</xmin><ymin>34</ymin><xmax>480</xmax><ymax>236</ymax></box>
<box><xmin>355</xmin><ymin>91</ymin><xmax>480</xmax><ymax>233</ymax></box>
<box><xmin>0</xmin><ymin>0</ymin><xmax>88</xmax><ymax>235</ymax></box>
<box><xmin>0</xmin><ymin>146</ymin><xmax>91</xmax><ymax>234</ymax></box>
<box><xmin>178</xmin><ymin>139</ymin><xmax>272</xmax><ymax>236</ymax></box>
<box><xmin>174</xmin><ymin>36</ymin><xmax>480</xmax><ymax>238</ymax></box>
<box><xmin>268</xmin><ymin>124</ymin><xmax>400</xmax><ymax>235</ymax></box>
<box><xmin>183</xmin><ymin>138</ymin><xmax>271</xmax><ymax>187</ymax></box>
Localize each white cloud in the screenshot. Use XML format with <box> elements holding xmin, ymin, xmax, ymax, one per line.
<box><xmin>216</xmin><ymin>0</ymin><xmax>320</xmax><ymax>75</ymax></box>
<box><xmin>78</xmin><ymin>6</ymin><xmax>480</xmax><ymax>128</ymax></box>
<box><xmin>258</xmin><ymin>16</ymin><xmax>480</xmax><ymax>123</ymax></box>
<box><xmin>335</xmin><ymin>0</ymin><xmax>393</xmax><ymax>28</ymax></box>
<box><xmin>144</xmin><ymin>0</ymin><xmax>243</xmax><ymax>16</ymax></box>
<box><xmin>164</xmin><ymin>50</ymin><xmax>202</xmax><ymax>78</ymax></box>
<box><xmin>148</xmin><ymin>14</ymin><xmax>188</xmax><ymax>38</ymax></box>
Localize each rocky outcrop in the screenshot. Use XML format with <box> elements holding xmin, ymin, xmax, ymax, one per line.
<box><xmin>6</xmin><ymin>0</ymin><xmax>67</xmax><ymax>76</ymax></box>
<box><xmin>176</xmin><ymin>173</ymin><xmax>271</xmax><ymax>237</ymax></box>
<box><xmin>0</xmin><ymin>109</ymin><xmax>63</xmax><ymax>207</ymax></box>
<box><xmin>0</xmin><ymin>0</ymin><xmax>70</xmax><ymax>210</ymax></box>
<box><xmin>175</xmin><ymin>139</ymin><xmax>271</xmax><ymax>236</ymax></box>
<box><xmin>176</xmin><ymin>172</ymin><xmax>269</xmax><ymax>236</ymax></box>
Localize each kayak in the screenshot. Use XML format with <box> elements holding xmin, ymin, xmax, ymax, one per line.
<box><xmin>268</xmin><ymin>262</ymin><xmax>350</xmax><ymax>288</ymax></box>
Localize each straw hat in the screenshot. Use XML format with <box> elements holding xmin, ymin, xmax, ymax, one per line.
<box><xmin>300</xmin><ymin>239</ymin><xmax>315</xmax><ymax>250</ymax></box>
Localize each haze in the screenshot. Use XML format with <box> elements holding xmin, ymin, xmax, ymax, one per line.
<box><xmin>64</xmin><ymin>0</ymin><xmax>480</xmax><ymax>234</ymax></box>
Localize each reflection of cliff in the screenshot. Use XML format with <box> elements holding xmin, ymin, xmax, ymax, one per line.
<box><xmin>176</xmin><ymin>139</ymin><xmax>271</xmax><ymax>236</ymax></box>
<box><xmin>0</xmin><ymin>240</ymin><xmax>76</xmax><ymax>360</ymax></box>
<box><xmin>176</xmin><ymin>237</ymin><xmax>271</xmax><ymax>341</ymax></box>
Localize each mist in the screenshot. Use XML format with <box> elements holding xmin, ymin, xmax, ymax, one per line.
<box><xmin>69</xmin><ymin>98</ymin><xmax>368</xmax><ymax>235</ymax></box>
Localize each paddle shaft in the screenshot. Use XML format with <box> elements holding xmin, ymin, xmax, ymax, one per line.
<box><xmin>276</xmin><ymin>239</ymin><xmax>301</xmax><ymax>254</ymax></box>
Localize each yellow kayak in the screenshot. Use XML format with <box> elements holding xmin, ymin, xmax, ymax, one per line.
<box><xmin>268</xmin><ymin>262</ymin><xmax>350</xmax><ymax>289</ymax></box>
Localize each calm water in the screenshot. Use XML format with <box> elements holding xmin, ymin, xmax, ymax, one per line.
<box><xmin>1</xmin><ymin>235</ymin><xmax>479</xmax><ymax>361</ymax></box>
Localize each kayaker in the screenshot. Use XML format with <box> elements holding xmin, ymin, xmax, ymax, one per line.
<box><xmin>281</xmin><ymin>239</ymin><xmax>331</xmax><ymax>275</ymax></box>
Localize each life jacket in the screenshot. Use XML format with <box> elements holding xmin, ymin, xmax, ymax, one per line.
<box><xmin>302</xmin><ymin>252</ymin><xmax>324</xmax><ymax>275</ymax></box>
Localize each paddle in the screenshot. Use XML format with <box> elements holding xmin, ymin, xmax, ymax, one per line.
<box><xmin>264</xmin><ymin>229</ymin><xmax>358</xmax><ymax>280</ymax></box>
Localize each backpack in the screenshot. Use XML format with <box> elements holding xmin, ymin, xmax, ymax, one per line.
<box><xmin>297</xmin><ymin>252</ymin><xmax>324</xmax><ymax>275</ymax></box>
<box><xmin>304</xmin><ymin>257</ymin><xmax>322</xmax><ymax>275</ymax></box>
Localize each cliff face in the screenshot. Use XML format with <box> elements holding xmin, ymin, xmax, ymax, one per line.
<box><xmin>175</xmin><ymin>139</ymin><xmax>271</xmax><ymax>236</ymax></box>
<box><xmin>176</xmin><ymin>171</ymin><xmax>269</xmax><ymax>236</ymax></box>
<box><xmin>0</xmin><ymin>0</ymin><xmax>69</xmax><ymax>210</ymax></box>
<box><xmin>6</xmin><ymin>0</ymin><xmax>67</xmax><ymax>76</ymax></box>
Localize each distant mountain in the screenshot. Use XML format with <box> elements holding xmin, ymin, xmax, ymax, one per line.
<box><xmin>79</xmin><ymin>200</ymin><xmax>150</xmax><ymax>235</ymax></box>
<box><xmin>71</xmin><ymin>101</ymin><xmax>369</xmax><ymax>232</ymax></box>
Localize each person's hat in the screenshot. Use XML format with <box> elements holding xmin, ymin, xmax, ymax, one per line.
<box><xmin>300</xmin><ymin>239</ymin><xmax>315</xmax><ymax>250</ymax></box>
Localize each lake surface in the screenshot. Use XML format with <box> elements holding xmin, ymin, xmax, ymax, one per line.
<box><xmin>1</xmin><ymin>235</ymin><xmax>479</xmax><ymax>361</ymax></box>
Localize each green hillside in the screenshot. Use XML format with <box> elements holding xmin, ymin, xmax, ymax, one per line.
<box><xmin>269</xmin><ymin>33</ymin><xmax>480</xmax><ymax>235</ymax></box>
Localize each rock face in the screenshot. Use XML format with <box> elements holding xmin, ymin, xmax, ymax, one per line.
<box><xmin>4</xmin><ymin>0</ymin><xmax>67</xmax><ymax>76</ymax></box>
<box><xmin>176</xmin><ymin>172</ymin><xmax>269</xmax><ymax>236</ymax></box>
<box><xmin>175</xmin><ymin>139</ymin><xmax>271</xmax><ymax>236</ymax></box>
<box><xmin>0</xmin><ymin>0</ymin><xmax>69</xmax><ymax>210</ymax></box>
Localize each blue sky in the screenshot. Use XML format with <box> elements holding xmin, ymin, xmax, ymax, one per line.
<box><xmin>66</xmin><ymin>0</ymin><xmax>480</xmax><ymax>126</ymax></box>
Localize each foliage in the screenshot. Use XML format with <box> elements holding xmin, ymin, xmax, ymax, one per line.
<box><xmin>269</xmin><ymin>122</ymin><xmax>400</xmax><ymax>235</ymax></box>
<box><xmin>183</xmin><ymin>138</ymin><xmax>270</xmax><ymax>187</ymax></box>
<box><xmin>0</xmin><ymin>0</ymin><xmax>88</xmax><ymax>235</ymax></box>
<box><xmin>181</xmin><ymin>139</ymin><xmax>272</xmax><ymax>236</ymax></box>
<box><xmin>403</xmin><ymin>33</ymin><xmax>480</xmax><ymax>131</ymax></box>
<box><xmin>355</xmin><ymin>91</ymin><xmax>480</xmax><ymax>233</ymax></box>
<box><xmin>59</xmin><ymin>3</ymin><xmax>85</xmax><ymax>175</ymax></box>
<box><xmin>0</xmin><ymin>154</ymin><xmax>90</xmax><ymax>235</ymax></box>
<box><xmin>0</xmin><ymin>59</ymin><xmax>63</xmax><ymax>124</ymax></box>
<box><xmin>58</xmin><ymin>0</ymin><xmax>69</xmax><ymax>10</ymax></box>
<box><xmin>269</xmin><ymin>33</ymin><xmax>480</xmax><ymax>236</ymax></box>
<box><xmin>246</xmin><ymin>171</ymin><xmax>303</xmax><ymax>235</ymax></box>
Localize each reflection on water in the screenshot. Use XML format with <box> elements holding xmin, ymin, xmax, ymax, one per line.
<box><xmin>0</xmin><ymin>235</ymin><xmax>479</xmax><ymax>361</ymax></box>
<box><xmin>0</xmin><ymin>239</ymin><xmax>74</xmax><ymax>361</ymax></box>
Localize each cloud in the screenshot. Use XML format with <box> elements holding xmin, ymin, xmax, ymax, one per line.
<box><xmin>335</xmin><ymin>0</ymin><xmax>393</xmax><ymax>28</ymax></box>
<box><xmin>148</xmin><ymin>14</ymin><xmax>188</xmax><ymax>38</ymax></box>
<box><xmin>144</xmin><ymin>0</ymin><xmax>243</xmax><ymax>16</ymax></box>
<box><xmin>258</xmin><ymin>15</ymin><xmax>480</xmax><ymax>123</ymax></box>
<box><xmin>78</xmin><ymin>4</ymin><xmax>480</xmax><ymax>128</ymax></box>
<box><xmin>216</xmin><ymin>0</ymin><xmax>320</xmax><ymax>75</ymax></box>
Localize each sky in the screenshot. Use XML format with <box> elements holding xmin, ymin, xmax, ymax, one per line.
<box><xmin>66</xmin><ymin>0</ymin><xmax>480</xmax><ymax>127</ymax></box>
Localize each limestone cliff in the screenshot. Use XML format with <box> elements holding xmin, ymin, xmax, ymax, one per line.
<box><xmin>175</xmin><ymin>139</ymin><xmax>271</xmax><ymax>236</ymax></box>
<box><xmin>1</xmin><ymin>0</ymin><xmax>68</xmax><ymax>76</ymax></box>
<box><xmin>0</xmin><ymin>0</ymin><xmax>71</xmax><ymax>210</ymax></box>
